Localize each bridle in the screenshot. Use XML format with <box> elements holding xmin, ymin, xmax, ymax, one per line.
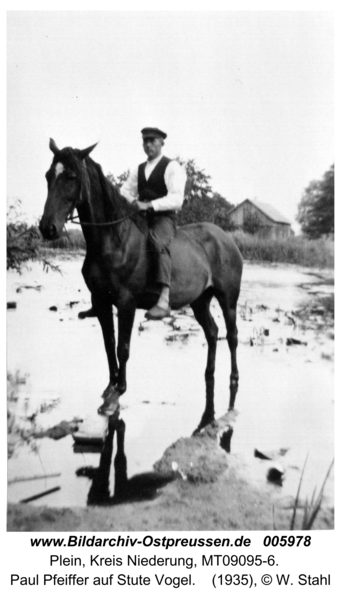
<box><xmin>64</xmin><ymin>159</ymin><xmax>140</xmax><ymax>227</ymax></box>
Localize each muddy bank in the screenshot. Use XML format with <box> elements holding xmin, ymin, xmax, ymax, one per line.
<box><xmin>7</xmin><ymin>412</ymin><xmax>333</xmax><ymax>531</ymax></box>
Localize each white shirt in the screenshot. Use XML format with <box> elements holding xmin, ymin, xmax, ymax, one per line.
<box><xmin>120</xmin><ymin>154</ymin><xmax>186</xmax><ymax>212</ymax></box>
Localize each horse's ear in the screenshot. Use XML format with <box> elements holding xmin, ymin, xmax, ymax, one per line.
<box><xmin>79</xmin><ymin>143</ymin><xmax>98</xmax><ymax>160</ymax></box>
<box><xmin>49</xmin><ymin>138</ymin><xmax>60</xmax><ymax>154</ymax></box>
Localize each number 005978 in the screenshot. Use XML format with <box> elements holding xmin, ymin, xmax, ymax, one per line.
<box><xmin>263</xmin><ymin>535</ymin><xmax>311</xmax><ymax>547</ymax></box>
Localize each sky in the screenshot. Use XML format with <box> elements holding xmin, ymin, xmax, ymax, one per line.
<box><xmin>7</xmin><ymin>11</ymin><xmax>334</xmax><ymax>231</ymax></box>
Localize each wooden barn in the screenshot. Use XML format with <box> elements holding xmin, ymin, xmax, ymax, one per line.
<box><xmin>227</xmin><ymin>199</ymin><xmax>293</xmax><ymax>239</ymax></box>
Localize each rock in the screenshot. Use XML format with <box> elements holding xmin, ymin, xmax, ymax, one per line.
<box><xmin>255</xmin><ymin>448</ymin><xmax>289</xmax><ymax>461</ymax></box>
<box><xmin>257</xmin><ymin>304</ymin><xmax>269</xmax><ymax>311</ymax></box>
<box><xmin>286</xmin><ymin>337</ymin><xmax>307</xmax><ymax>346</ymax></box>
<box><xmin>154</xmin><ymin>433</ymin><xmax>228</xmax><ymax>484</ymax></box>
<box><xmin>220</xmin><ymin>426</ymin><xmax>233</xmax><ymax>453</ymax></box>
<box><xmin>267</xmin><ymin>463</ymin><xmax>285</xmax><ymax>485</ymax></box>
<box><xmin>72</xmin><ymin>416</ymin><xmax>108</xmax><ymax>445</ymax></box>
<box><xmin>255</xmin><ymin>448</ymin><xmax>272</xmax><ymax>460</ymax></box>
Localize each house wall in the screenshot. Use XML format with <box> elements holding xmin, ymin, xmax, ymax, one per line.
<box><xmin>229</xmin><ymin>200</ymin><xmax>292</xmax><ymax>239</ymax></box>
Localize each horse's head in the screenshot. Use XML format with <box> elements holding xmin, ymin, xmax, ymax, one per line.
<box><xmin>39</xmin><ymin>138</ymin><xmax>97</xmax><ymax>240</ymax></box>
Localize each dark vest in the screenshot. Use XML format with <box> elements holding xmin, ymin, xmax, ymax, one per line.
<box><xmin>138</xmin><ymin>156</ymin><xmax>172</xmax><ymax>202</ymax></box>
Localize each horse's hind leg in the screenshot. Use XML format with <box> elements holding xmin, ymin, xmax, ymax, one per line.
<box><xmin>191</xmin><ymin>291</ymin><xmax>218</xmax><ymax>432</ymax></box>
<box><xmin>116</xmin><ymin>299</ymin><xmax>136</xmax><ymax>396</ymax></box>
<box><xmin>217</xmin><ymin>295</ymin><xmax>239</xmax><ymax>410</ymax></box>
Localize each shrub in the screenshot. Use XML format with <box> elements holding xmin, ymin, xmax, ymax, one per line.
<box><xmin>230</xmin><ymin>231</ymin><xmax>334</xmax><ymax>269</ymax></box>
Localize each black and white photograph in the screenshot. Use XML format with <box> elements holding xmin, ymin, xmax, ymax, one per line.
<box><xmin>7</xmin><ymin>9</ymin><xmax>334</xmax><ymax>538</ymax></box>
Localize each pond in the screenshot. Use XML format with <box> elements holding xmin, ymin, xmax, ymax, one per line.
<box><xmin>7</xmin><ymin>257</ymin><xmax>334</xmax><ymax>512</ymax></box>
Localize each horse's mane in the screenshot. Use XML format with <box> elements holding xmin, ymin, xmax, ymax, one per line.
<box><xmin>85</xmin><ymin>155</ymin><xmax>131</xmax><ymax>220</ymax></box>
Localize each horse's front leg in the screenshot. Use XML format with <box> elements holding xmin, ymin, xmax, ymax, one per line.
<box><xmin>92</xmin><ymin>296</ymin><xmax>119</xmax><ymax>414</ymax></box>
<box><xmin>115</xmin><ymin>299</ymin><xmax>137</xmax><ymax>395</ymax></box>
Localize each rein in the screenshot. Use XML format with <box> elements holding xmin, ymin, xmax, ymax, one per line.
<box><xmin>66</xmin><ymin>210</ymin><xmax>140</xmax><ymax>227</ymax></box>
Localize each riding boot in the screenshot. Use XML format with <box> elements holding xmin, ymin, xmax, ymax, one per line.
<box><xmin>145</xmin><ymin>286</ymin><xmax>171</xmax><ymax>320</ymax></box>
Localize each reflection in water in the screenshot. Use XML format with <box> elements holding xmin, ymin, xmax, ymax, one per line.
<box><xmin>76</xmin><ymin>415</ymin><xmax>177</xmax><ymax>506</ymax></box>
<box><xmin>192</xmin><ymin>370</ymin><xmax>239</xmax><ymax>435</ymax></box>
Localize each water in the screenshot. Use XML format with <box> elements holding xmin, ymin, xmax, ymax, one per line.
<box><xmin>7</xmin><ymin>258</ymin><xmax>334</xmax><ymax>509</ymax></box>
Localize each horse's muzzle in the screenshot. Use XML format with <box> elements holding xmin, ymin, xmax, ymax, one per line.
<box><xmin>39</xmin><ymin>219</ymin><xmax>58</xmax><ymax>240</ymax></box>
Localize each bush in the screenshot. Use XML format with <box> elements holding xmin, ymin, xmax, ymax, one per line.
<box><xmin>230</xmin><ymin>231</ymin><xmax>334</xmax><ymax>268</ymax></box>
<box><xmin>7</xmin><ymin>200</ymin><xmax>64</xmax><ymax>272</ymax></box>
<box><xmin>7</xmin><ymin>220</ymin><xmax>41</xmax><ymax>272</ymax></box>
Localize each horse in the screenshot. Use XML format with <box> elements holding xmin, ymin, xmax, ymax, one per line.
<box><xmin>39</xmin><ymin>139</ymin><xmax>243</xmax><ymax>431</ymax></box>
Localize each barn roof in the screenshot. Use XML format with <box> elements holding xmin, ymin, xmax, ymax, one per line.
<box><xmin>228</xmin><ymin>199</ymin><xmax>291</xmax><ymax>225</ymax></box>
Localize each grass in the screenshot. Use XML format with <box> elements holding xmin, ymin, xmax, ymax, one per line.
<box><xmin>290</xmin><ymin>456</ymin><xmax>334</xmax><ymax>530</ymax></box>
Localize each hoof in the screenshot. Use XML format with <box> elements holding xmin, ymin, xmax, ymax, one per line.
<box><xmin>102</xmin><ymin>383</ymin><xmax>119</xmax><ymax>400</ymax></box>
<box><xmin>98</xmin><ymin>387</ymin><xmax>120</xmax><ymax>415</ymax></box>
<box><xmin>99</xmin><ymin>384</ymin><xmax>121</xmax><ymax>416</ymax></box>
<box><xmin>97</xmin><ymin>401</ymin><xmax>120</xmax><ymax>417</ymax></box>
<box><xmin>145</xmin><ymin>306</ymin><xmax>171</xmax><ymax>320</ymax></box>
<box><xmin>192</xmin><ymin>411</ymin><xmax>215</xmax><ymax>436</ymax></box>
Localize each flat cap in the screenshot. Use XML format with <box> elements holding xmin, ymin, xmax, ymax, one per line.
<box><xmin>141</xmin><ymin>127</ymin><xmax>167</xmax><ymax>140</ymax></box>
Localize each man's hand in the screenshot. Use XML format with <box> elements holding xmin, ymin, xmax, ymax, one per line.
<box><xmin>135</xmin><ymin>200</ymin><xmax>153</xmax><ymax>212</ymax></box>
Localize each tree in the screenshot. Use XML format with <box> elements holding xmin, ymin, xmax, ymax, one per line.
<box><xmin>179</xmin><ymin>158</ymin><xmax>213</xmax><ymax>201</ymax></box>
<box><xmin>168</xmin><ymin>158</ymin><xmax>212</xmax><ymax>225</ymax></box>
<box><xmin>107</xmin><ymin>170</ymin><xmax>129</xmax><ymax>187</ymax></box>
<box><xmin>211</xmin><ymin>192</ymin><xmax>235</xmax><ymax>230</ymax></box>
<box><xmin>297</xmin><ymin>165</ymin><xmax>334</xmax><ymax>238</ymax></box>
<box><xmin>177</xmin><ymin>159</ymin><xmax>234</xmax><ymax>228</ymax></box>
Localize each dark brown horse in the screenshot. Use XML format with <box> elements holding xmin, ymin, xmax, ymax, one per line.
<box><xmin>40</xmin><ymin>139</ymin><xmax>243</xmax><ymax>431</ymax></box>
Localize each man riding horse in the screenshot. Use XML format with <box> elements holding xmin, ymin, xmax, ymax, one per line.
<box><xmin>120</xmin><ymin>127</ymin><xmax>186</xmax><ymax>320</ymax></box>
<box><xmin>40</xmin><ymin>136</ymin><xmax>242</xmax><ymax>423</ymax></box>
